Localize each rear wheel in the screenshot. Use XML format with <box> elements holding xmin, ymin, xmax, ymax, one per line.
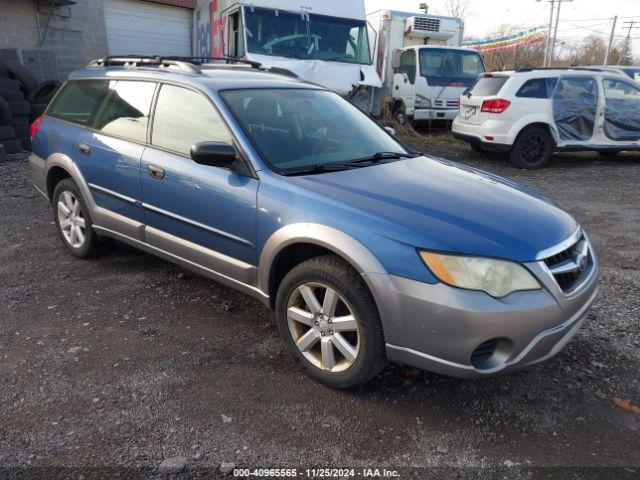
<box><xmin>393</xmin><ymin>103</ymin><xmax>408</xmax><ymax>126</ymax></box>
<box><xmin>52</xmin><ymin>179</ymin><xmax>96</xmax><ymax>258</ymax></box>
<box><xmin>470</xmin><ymin>143</ymin><xmax>484</xmax><ymax>153</ymax></box>
<box><xmin>509</xmin><ymin>126</ymin><xmax>554</xmax><ymax>169</ymax></box>
<box><xmin>275</xmin><ymin>255</ymin><xmax>387</xmax><ymax>389</ymax></box>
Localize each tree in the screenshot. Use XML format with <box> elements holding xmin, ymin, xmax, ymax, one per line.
<box><xmin>437</xmin><ymin>0</ymin><xmax>471</xmax><ymax>20</ymax></box>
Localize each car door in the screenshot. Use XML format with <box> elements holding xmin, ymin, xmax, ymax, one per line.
<box><xmin>141</xmin><ymin>83</ymin><xmax>258</xmax><ymax>279</ymax></box>
<box><xmin>601</xmin><ymin>77</ymin><xmax>640</xmax><ymax>143</ymax></box>
<box><xmin>393</xmin><ymin>50</ymin><xmax>417</xmax><ymax>114</ymax></box>
<box><xmin>552</xmin><ymin>76</ymin><xmax>599</xmax><ymax>144</ymax></box>
<box><xmin>48</xmin><ymin>80</ymin><xmax>154</xmax><ymax>227</ymax></box>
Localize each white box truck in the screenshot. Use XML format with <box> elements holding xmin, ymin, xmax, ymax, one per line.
<box><xmin>195</xmin><ymin>0</ymin><xmax>382</xmax><ymax>112</ymax></box>
<box><xmin>368</xmin><ymin>9</ymin><xmax>485</xmax><ymax>123</ymax></box>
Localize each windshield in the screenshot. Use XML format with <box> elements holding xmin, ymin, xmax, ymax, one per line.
<box><xmin>221</xmin><ymin>89</ymin><xmax>406</xmax><ymax>174</ymax></box>
<box><xmin>244</xmin><ymin>7</ymin><xmax>371</xmax><ymax>65</ymax></box>
<box><xmin>419</xmin><ymin>48</ymin><xmax>485</xmax><ymax>88</ymax></box>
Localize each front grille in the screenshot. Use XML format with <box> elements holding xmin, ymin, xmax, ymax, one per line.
<box><xmin>413</xmin><ymin>17</ymin><xmax>441</xmax><ymax>32</ymax></box>
<box><xmin>543</xmin><ymin>234</ymin><xmax>593</xmax><ymax>293</ymax></box>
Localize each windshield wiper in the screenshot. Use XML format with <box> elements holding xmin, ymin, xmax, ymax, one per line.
<box><xmin>349</xmin><ymin>151</ymin><xmax>419</xmax><ymax>164</ymax></box>
<box><xmin>284</xmin><ymin>162</ymin><xmax>367</xmax><ymax>176</ymax></box>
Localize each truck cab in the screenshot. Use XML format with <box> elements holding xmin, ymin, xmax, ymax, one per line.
<box><xmin>392</xmin><ymin>45</ymin><xmax>485</xmax><ymax>124</ymax></box>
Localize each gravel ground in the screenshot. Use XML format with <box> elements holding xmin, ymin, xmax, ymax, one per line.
<box><xmin>1</xmin><ymin>141</ymin><xmax>639</xmax><ymax>479</ymax></box>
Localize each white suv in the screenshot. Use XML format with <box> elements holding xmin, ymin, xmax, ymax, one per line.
<box><xmin>452</xmin><ymin>69</ymin><xmax>640</xmax><ymax>168</ymax></box>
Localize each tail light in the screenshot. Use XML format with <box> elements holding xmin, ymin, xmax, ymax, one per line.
<box><xmin>30</xmin><ymin>115</ymin><xmax>43</xmax><ymax>140</ymax></box>
<box><xmin>481</xmin><ymin>99</ymin><xmax>511</xmax><ymax>114</ymax></box>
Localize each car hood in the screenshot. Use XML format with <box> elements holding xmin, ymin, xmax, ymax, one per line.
<box><xmin>293</xmin><ymin>156</ymin><xmax>578</xmax><ymax>262</ymax></box>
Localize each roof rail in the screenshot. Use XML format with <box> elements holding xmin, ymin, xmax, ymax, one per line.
<box><xmin>87</xmin><ymin>55</ymin><xmax>298</xmax><ymax>79</ymax></box>
<box><xmin>88</xmin><ymin>56</ymin><xmax>201</xmax><ymax>73</ymax></box>
<box><xmin>516</xmin><ymin>66</ymin><xmax>611</xmax><ymax>73</ymax></box>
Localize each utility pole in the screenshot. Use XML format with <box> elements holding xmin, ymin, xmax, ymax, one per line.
<box><xmin>618</xmin><ymin>20</ymin><xmax>639</xmax><ymax>66</ymax></box>
<box><xmin>604</xmin><ymin>16</ymin><xmax>618</xmax><ymax>65</ymax></box>
<box><xmin>549</xmin><ymin>0</ymin><xmax>572</xmax><ymax>67</ymax></box>
<box><xmin>539</xmin><ymin>0</ymin><xmax>555</xmax><ymax>67</ymax></box>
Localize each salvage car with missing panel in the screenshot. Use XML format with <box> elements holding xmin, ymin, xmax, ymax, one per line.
<box><xmin>28</xmin><ymin>57</ymin><xmax>599</xmax><ymax>388</ymax></box>
<box><xmin>452</xmin><ymin>68</ymin><xmax>640</xmax><ymax>169</ymax></box>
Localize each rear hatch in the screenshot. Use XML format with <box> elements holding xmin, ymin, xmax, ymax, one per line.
<box><xmin>458</xmin><ymin>74</ymin><xmax>510</xmax><ymax>125</ymax></box>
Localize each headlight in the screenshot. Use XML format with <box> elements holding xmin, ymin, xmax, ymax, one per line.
<box><xmin>419</xmin><ymin>251</ymin><xmax>541</xmax><ymax>298</ymax></box>
<box><xmin>415</xmin><ymin>95</ymin><xmax>431</xmax><ymax>108</ymax></box>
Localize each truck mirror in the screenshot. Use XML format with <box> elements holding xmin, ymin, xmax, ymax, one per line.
<box><xmin>392</xmin><ymin>50</ymin><xmax>402</xmax><ymax>70</ymax></box>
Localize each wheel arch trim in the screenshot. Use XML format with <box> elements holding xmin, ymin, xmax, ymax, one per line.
<box><xmin>258</xmin><ymin>224</ymin><xmax>388</xmax><ymax>298</ymax></box>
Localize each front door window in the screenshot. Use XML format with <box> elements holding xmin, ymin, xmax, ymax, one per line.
<box><xmin>602</xmin><ymin>77</ymin><xmax>640</xmax><ymax>141</ymax></box>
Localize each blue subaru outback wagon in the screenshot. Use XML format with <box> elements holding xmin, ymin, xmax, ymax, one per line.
<box><xmin>28</xmin><ymin>57</ymin><xmax>599</xmax><ymax>388</ymax></box>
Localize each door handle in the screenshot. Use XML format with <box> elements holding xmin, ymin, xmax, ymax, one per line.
<box><xmin>147</xmin><ymin>164</ymin><xmax>165</xmax><ymax>180</ymax></box>
<box><xmin>78</xmin><ymin>143</ymin><xmax>91</xmax><ymax>156</ymax></box>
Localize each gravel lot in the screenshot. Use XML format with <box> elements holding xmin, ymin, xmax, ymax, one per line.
<box><xmin>1</xmin><ymin>138</ymin><xmax>639</xmax><ymax>478</ymax></box>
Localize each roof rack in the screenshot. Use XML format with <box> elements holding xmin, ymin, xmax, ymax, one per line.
<box><xmin>516</xmin><ymin>66</ymin><xmax>611</xmax><ymax>73</ymax></box>
<box><xmin>86</xmin><ymin>55</ymin><xmax>298</xmax><ymax>79</ymax></box>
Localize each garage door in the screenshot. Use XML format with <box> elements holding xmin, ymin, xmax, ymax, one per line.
<box><xmin>104</xmin><ymin>0</ymin><xmax>192</xmax><ymax>57</ymax></box>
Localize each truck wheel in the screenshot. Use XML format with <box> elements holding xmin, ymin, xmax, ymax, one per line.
<box><xmin>275</xmin><ymin>255</ymin><xmax>387</xmax><ymax>389</ymax></box>
<box><xmin>393</xmin><ymin>104</ymin><xmax>408</xmax><ymax>126</ymax></box>
<box><xmin>509</xmin><ymin>126</ymin><xmax>554</xmax><ymax>169</ymax></box>
<box><xmin>52</xmin><ymin>179</ymin><xmax>97</xmax><ymax>258</ymax></box>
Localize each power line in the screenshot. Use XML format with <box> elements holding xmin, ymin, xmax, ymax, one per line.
<box><xmin>618</xmin><ymin>20</ymin><xmax>640</xmax><ymax>65</ymax></box>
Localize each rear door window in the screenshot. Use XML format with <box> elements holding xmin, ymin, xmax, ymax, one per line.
<box><xmin>92</xmin><ymin>81</ymin><xmax>156</xmax><ymax>143</ymax></box>
<box><xmin>467</xmin><ymin>77</ymin><xmax>508</xmax><ymax>96</ymax></box>
<box><xmin>48</xmin><ymin>80</ymin><xmax>109</xmax><ymax>126</ymax></box>
<box><xmin>516</xmin><ymin>78</ymin><xmax>558</xmax><ymax>98</ymax></box>
<box><xmin>151</xmin><ymin>84</ymin><xmax>233</xmax><ymax>156</ymax></box>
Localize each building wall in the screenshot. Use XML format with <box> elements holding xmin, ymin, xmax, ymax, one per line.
<box><xmin>0</xmin><ymin>0</ymin><xmax>109</xmax><ymax>80</ymax></box>
<box><xmin>0</xmin><ymin>0</ymin><xmax>194</xmax><ymax>81</ymax></box>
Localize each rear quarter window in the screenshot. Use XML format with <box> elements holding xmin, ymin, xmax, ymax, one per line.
<box><xmin>48</xmin><ymin>80</ymin><xmax>109</xmax><ymax>126</ymax></box>
<box><xmin>516</xmin><ymin>78</ymin><xmax>558</xmax><ymax>98</ymax></box>
<box><xmin>468</xmin><ymin>77</ymin><xmax>509</xmax><ymax>96</ymax></box>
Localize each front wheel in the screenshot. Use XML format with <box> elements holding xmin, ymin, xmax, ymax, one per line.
<box><xmin>52</xmin><ymin>178</ymin><xmax>97</xmax><ymax>258</ymax></box>
<box><xmin>275</xmin><ymin>255</ymin><xmax>387</xmax><ymax>389</ymax></box>
<box><xmin>509</xmin><ymin>127</ymin><xmax>554</xmax><ymax>169</ymax></box>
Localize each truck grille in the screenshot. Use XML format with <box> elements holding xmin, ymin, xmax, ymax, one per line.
<box><xmin>413</xmin><ymin>17</ymin><xmax>441</xmax><ymax>32</ymax></box>
<box><xmin>543</xmin><ymin>234</ymin><xmax>593</xmax><ymax>293</ymax></box>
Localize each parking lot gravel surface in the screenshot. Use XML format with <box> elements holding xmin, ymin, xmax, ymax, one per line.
<box><xmin>1</xmin><ymin>140</ymin><xmax>639</xmax><ymax>478</ymax></box>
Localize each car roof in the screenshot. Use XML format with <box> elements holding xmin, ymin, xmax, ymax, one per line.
<box><xmin>68</xmin><ymin>64</ymin><xmax>323</xmax><ymax>93</ymax></box>
<box><xmin>486</xmin><ymin>69</ymin><xmax>627</xmax><ymax>79</ymax></box>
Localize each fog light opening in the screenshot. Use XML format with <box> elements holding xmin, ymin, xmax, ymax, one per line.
<box><xmin>470</xmin><ymin>337</ymin><xmax>513</xmax><ymax>371</ymax></box>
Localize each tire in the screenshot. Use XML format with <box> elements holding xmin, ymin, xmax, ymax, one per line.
<box><xmin>3</xmin><ymin>60</ymin><xmax>38</xmax><ymax>92</ymax></box>
<box><xmin>14</xmin><ymin>124</ymin><xmax>29</xmax><ymax>138</ymax></box>
<box><xmin>10</xmin><ymin>115</ymin><xmax>29</xmax><ymax>127</ymax></box>
<box><xmin>0</xmin><ymin>96</ymin><xmax>12</xmax><ymax>123</ymax></box>
<box><xmin>30</xmin><ymin>103</ymin><xmax>47</xmax><ymax>119</ymax></box>
<box><xmin>8</xmin><ymin>100</ymin><xmax>30</xmax><ymax>116</ymax></box>
<box><xmin>1</xmin><ymin>138</ymin><xmax>23</xmax><ymax>154</ymax></box>
<box><xmin>509</xmin><ymin>126</ymin><xmax>554</xmax><ymax>169</ymax></box>
<box><xmin>393</xmin><ymin>104</ymin><xmax>408</xmax><ymax>126</ymax></box>
<box><xmin>275</xmin><ymin>254</ymin><xmax>387</xmax><ymax>389</ymax></box>
<box><xmin>0</xmin><ymin>125</ymin><xmax>16</xmax><ymax>140</ymax></box>
<box><xmin>19</xmin><ymin>136</ymin><xmax>31</xmax><ymax>151</ymax></box>
<box><xmin>52</xmin><ymin>178</ymin><xmax>97</xmax><ymax>259</ymax></box>
<box><xmin>470</xmin><ymin>143</ymin><xmax>484</xmax><ymax>153</ymax></box>
<box><xmin>0</xmin><ymin>88</ymin><xmax>25</xmax><ymax>101</ymax></box>
<box><xmin>0</xmin><ymin>78</ymin><xmax>20</xmax><ymax>90</ymax></box>
<box><xmin>27</xmin><ymin>80</ymin><xmax>61</xmax><ymax>104</ymax></box>
<box><xmin>599</xmin><ymin>150</ymin><xmax>622</xmax><ymax>158</ymax></box>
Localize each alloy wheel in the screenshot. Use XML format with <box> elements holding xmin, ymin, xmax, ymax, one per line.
<box><xmin>519</xmin><ymin>134</ymin><xmax>548</xmax><ymax>165</ymax></box>
<box><xmin>287</xmin><ymin>282</ymin><xmax>360</xmax><ymax>373</ymax></box>
<box><xmin>57</xmin><ymin>191</ymin><xmax>86</xmax><ymax>248</ymax></box>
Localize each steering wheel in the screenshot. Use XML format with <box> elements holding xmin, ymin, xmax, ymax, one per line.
<box><xmin>311</xmin><ymin>129</ymin><xmax>348</xmax><ymax>156</ymax></box>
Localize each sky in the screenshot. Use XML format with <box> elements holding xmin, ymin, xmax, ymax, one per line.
<box><xmin>365</xmin><ymin>0</ymin><xmax>640</xmax><ymax>59</ymax></box>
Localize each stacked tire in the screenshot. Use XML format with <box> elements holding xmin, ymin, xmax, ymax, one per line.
<box><xmin>0</xmin><ymin>60</ymin><xmax>61</xmax><ymax>154</ymax></box>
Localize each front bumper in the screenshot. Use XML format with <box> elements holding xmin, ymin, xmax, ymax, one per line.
<box><xmin>413</xmin><ymin>108</ymin><xmax>458</xmax><ymax>121</ymax></box>
<box><xmin>365</xmin><ymin>243</ymin><xmax>599</xmax><ymax>378</ymax></box>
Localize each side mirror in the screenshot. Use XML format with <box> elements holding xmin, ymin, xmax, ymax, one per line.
<box><xmin>384</xmin><ymin>126</ymin><xmax>396</xmax><ymax>136</ymax></box>
<box><xmin>190</xmin><ymin>141</ymin><xmax>237</xmax><ymax>168</ymax></box>
<box><xmin>392</xmin><ymin>49</ymin><xmax>402</xmax><ymax>70</ymax></box>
